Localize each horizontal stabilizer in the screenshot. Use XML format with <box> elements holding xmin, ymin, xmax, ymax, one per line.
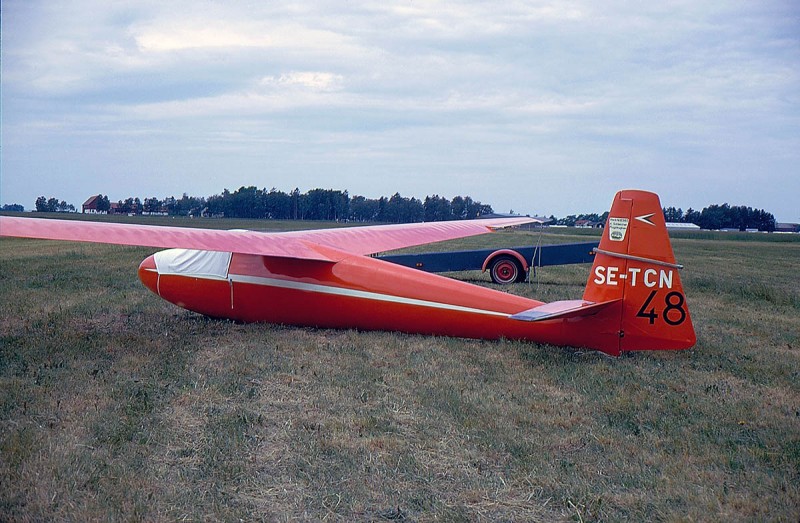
<box><xmin>509</xmin><ymin>299</ymin><xmax>620</xmax><ymax>322</ymax></box>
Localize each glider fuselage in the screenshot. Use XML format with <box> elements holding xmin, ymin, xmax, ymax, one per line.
<box><xmin>138</xmin><ymin>250</ymin><xmax>622</xmax><ymax>351</ymax></box>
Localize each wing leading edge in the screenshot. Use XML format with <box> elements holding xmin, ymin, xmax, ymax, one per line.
<box><xmin>0</xmin><ymin>215</ymin><xmax>536</xmax><ymax>260</ymax></box>
<box><xmin>0</xmin><ymin>216</ymin><xmax>335</xmax><ymax>261</ymax></box>
<box><xmin>279</xmin><ymin>216</ymin><xmax>538</xmax><ymax>256</ymax></box>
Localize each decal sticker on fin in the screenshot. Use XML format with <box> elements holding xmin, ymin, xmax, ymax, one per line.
<box><xmin>607</xmin><ymin>217</ymin><xmax>629</xmax><ymax>242</ymax></box>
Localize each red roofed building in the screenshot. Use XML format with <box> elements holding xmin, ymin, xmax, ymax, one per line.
<box><xmin>82</xmin><ymin>195</ymin><xmax>105</xmax><ymax>214</ymax></box>
<box><xmin>82</xmin><ymin>195</ymin><xmax>112</xmax><ymax>214</ymax></box>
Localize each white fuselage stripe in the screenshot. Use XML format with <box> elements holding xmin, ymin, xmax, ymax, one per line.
<box><xmin>227</xmin><ymin>273</ymin><xmax>511</xmax><ymax>318</ymax></box>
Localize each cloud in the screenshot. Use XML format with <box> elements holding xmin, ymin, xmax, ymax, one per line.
<box><xmin>134</xmin><ymin>25</ymin><xmax>272</xmax><ymax>52</ymax></box>
<box><xmin>260</xmin><ymin>72</ymin><xmax>345</xmax><ymax>91</ymax></box>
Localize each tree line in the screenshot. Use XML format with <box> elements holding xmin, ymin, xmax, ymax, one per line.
<box><xmin>34</xmin><ymin>197</ymin><xmax>76</xmax><ymax>213</ymax></box>
<box><xmin>551</xmin><ymin>205</ymin><xmax>776</xmax><ymax>231</ymax></box>
<box><xmin>26</xmin><ymin>187</ymin><xmax>495</xmax><ymax>223</ymax></box>
<box><xmin>553</xmin><ymin>212</ymin><xmax>609</xmax><ymax>227</ymax></box>
<box><xmin>662</xmin><ymin>204</ymin><xmax>776</xmax><ymax>232</ymax></box>
<box><xmin>10</xmin><ymin>189</ymin><xmax>779</xmax><ymax>231</ymax></box>
<box><xmin>157</xmin><ymin>187</ymin><xmax>494</xmax><ymax>222</ymax></box>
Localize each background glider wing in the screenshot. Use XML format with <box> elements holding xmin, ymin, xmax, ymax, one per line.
<box><xmin>0</xmin><ymin>215</ymin><xmax>535</xmax><ymax>260</ymax></box>
<box><xmin>279</xmin><ymin>216</ymin><xmax>538</xmax><ymax>256</ymax></box>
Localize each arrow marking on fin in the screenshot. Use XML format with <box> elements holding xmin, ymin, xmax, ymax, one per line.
<box><xmin>635</xmin><ymin>213</ymin><xmax>656</xmax><ymax>226</ymax></box>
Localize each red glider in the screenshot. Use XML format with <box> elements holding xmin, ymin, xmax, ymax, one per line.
<box><xmin>0</xmin><ymin>190</ymin><xmax>695</xmax><ymax>356</ymax></box>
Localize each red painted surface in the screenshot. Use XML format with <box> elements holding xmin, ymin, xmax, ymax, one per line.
<box><xmin>4</xmin><ymin>190</ymin><xmax>696</xmax><ymax>356</ymax></box>
<box><xmin>139</xmin><ymin>251</ymin><xmax>622</xmax><ymax>350</ymax></box>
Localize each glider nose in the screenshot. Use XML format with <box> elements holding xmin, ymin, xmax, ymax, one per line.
<box><xmin>138</xmin><ymin>254</ymin><xmax>159</xmax><ymax>295</ymax></box>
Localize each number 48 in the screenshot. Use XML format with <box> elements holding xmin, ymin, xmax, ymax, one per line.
<box><xmin>636</xmin><ymin>290</ymin><xmax>687</xmax><ymax>326</ymax></box>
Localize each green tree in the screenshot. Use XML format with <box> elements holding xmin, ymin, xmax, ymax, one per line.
<box><xmin>349</xmin><ymin>195</ymin><xmax>379</xmax><ymax>221</ymax></box>
<box><xmin>662</xmin><ymin>207</ymin><xmax>684</xmax><ymax>222</ymax></box>
<box><xmin>423</xmin><ymin>195</ymin><xmax>452</xmax><ymax>221</ymax></box>
<box><xmin>291</xmin><ymin>188</ymin><xmax>301</xmax><ymax>220</ymax></box>
<box><xmin>143</xmin><ymin>197</ymin><xmax>162</xmax><ymax>214</ymax></box>
<box><xmin>265</xmin><ymin>188</ymin><xmax>291</xmax><ymax>219</ymax></box>
<box><xmin>97</xmin><ymin>195</ymin><xmax>111</xmax><ymax>213</ymax></box>
<box><xmin>35</xmin><ymin>196</ymin><xmax>48</xmax><ymax>212</ymax></box>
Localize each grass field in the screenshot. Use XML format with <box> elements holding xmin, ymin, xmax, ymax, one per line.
<box><xmin>1</xmin><ymin>217</ymin><xmax>798</xmax><ymax>521</ymax></box>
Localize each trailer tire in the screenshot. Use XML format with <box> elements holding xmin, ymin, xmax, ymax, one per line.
<box><xmin>489</xmin><ymin>255</ymin><xmax>524</xmax><ymax>284</ymax></box>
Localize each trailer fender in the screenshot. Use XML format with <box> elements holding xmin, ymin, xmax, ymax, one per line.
<box><xmin>482</xmin><ymin>249</ymin><xmax>528</xmax><ymax>284</ymax></box>
<box><xmin>482</xmin><ymin>249</ymin><xmax>529</xmax><ymax>273</ymax></box>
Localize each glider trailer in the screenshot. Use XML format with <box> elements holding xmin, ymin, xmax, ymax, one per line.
<box><xmin>0</xmin><ymin>190</ymin><xmax>695</xmax><ymax>356</ymax></box>
<box><xmin>377</xmin><ymin>241</ymin><xmax>599</xmax><ymax>284</ymax></box>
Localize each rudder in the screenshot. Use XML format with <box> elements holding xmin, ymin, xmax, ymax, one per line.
<box><xmin>583</xmin><ymin>190</ymin><xmax>696</xmax><ymax>353</ymax></box>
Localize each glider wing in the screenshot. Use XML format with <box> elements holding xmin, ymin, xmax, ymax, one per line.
<box><xmin>0</xmin><ymin>216</ymin><xmax>334</xmax><ymax>260</ymax></box>
<box><xmin>279</xmin><ymin>216</ymin><xmax>538</xmax><ymax>256</ymax></box>
<box><xmin>0</xmin><ymin>215</ymin><xmax>535</xmax><ymax>260</ymax></box>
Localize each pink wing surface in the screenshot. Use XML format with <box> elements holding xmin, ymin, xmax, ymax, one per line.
<box><xmin>280</xmin><ymin>217</ymin><xmax>538</xmax><ymax>255</ymax></box>
<box><xmin>0</xmin><ymin>215</ymin><xmax>535</xmax><ymax>260</ymax></box>
<box><xmin>0</xmin><ymin>216</ymin><xmax>331</xmax><ymax>260</ymax></box>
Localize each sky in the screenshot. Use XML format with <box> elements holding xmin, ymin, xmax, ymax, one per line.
<box><xmin>2</xmin><ymin>1</ymin><xmax>799</xmax><ymax>221</ymax></box>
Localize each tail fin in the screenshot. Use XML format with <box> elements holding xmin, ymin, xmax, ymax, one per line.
<box><xmin>583</xmin><ymin>190</ymin><xmax>696</xmax><ymax>353</ymax></box>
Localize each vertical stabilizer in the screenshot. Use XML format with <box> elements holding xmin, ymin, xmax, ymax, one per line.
<box><xmin>583</xmin><ymin>190</ymin><xmax>696</xmax><ymax>352</ymax></box>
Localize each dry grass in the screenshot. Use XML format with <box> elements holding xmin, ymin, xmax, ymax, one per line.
<box><xmin>1</xmin><ymin>223</ymin><xmax>799</xmax><ymax>521</ymax></box>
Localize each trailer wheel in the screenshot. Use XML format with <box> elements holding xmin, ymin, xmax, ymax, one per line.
<box><xmin>489</xmin><ymin>255</ymin><xmax>524</xmax><ymax>284</ymax></box>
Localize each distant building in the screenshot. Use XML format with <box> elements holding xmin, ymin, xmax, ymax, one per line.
<box><xmin>82</xmin><ymin>195</ymin><xmax>106</xmax><ymax>214</ymax></box>
<box><xmin>775</xmin><ymin>223</ymin><xmax>799</xmax><ymax>233</ymax></box>
<box><xmin>575</xmin><ymin>219</ymin><xmax>603</xmax><ymax>228</ymax></box>
<box><xmin>142</xmin><ymin>209</ymin><xmax>169</xmax><ymax>216</ymax></box>
<box><xmin>666</xmin><ymin>222</ymin><xmax>700</xmax><ymax>231</ymax></box>
<box><xmin>108</xmin><ymin>201</ymin><xmax>141</xmax><ymax>215</ymax></box>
